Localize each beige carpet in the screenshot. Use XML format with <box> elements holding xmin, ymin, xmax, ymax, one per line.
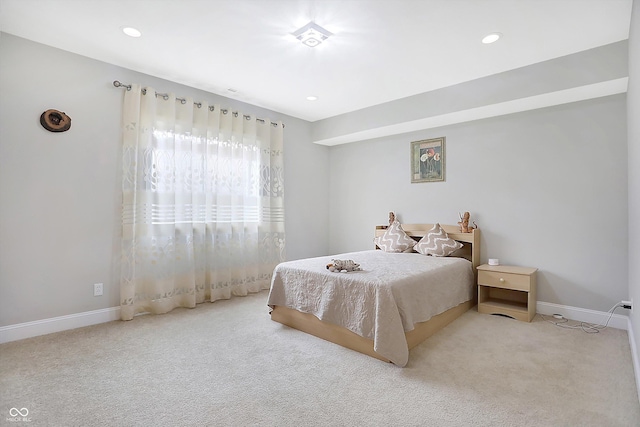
<box><xmin>1</xmin><ymin>291</ymin><xmax>638</xmax><ymax>426</ymax></box>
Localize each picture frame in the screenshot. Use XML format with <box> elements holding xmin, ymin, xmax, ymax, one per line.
<box><xmin>411</xmin><ymin>137</ymin><xmax>445</xmax><ymax>183</ymax></box>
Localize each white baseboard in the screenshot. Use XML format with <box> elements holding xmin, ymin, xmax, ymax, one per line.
<box><xmin>0</xmin><ymin>306</ymin><xmax>121</xmax><ymax>344</ymax></box>
<box><xmin>536</xmin><ymin>301</ymin><xmax>629</xmax><ymax>330</ymax></box>
<box><xmin>628</xmin><ymin>319</ymin><xmax>640</xmax><ymax>404</ymax></box>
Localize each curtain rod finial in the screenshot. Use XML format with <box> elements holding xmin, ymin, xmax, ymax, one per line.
<box><xmin>113</xmin><ymin>80</ymin><xmax>131</xmax><ymax>91</ymax></box>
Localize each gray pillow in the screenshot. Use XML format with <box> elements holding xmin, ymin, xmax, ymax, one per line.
<box><xmin>414</xmin><ymin>223</ymin><xmax>463</xmax><ymax>257</ymax></box>
<box><xmin>374</xmin><ymin>221</ymin><xmax>416</xmax><ymax>253</ymax></box>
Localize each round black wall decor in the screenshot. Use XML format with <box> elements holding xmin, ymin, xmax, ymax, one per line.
<box><xmin>40</xmin><ymin>109</ymin><xmax>71</xmax><ymax>132</ymax></box>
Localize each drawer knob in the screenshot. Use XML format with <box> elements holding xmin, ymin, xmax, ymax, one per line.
<box><xmin>499</xmin><ymin>278</ymin><xmax>505</xmax><ymax>282</ymax></box>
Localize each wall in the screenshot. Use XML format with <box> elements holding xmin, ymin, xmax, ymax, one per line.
<box><xmin>311</xmin><ymin>41</ymin><xmax>628</xmax><ymax>146</ymax></box>
<box><xmin>0</xmin><ymin>33</ymin><xmax>330</xmax><ymax>327</ymax></box>
<box><xmin>328</xmin><ymin>94</ymin><xmax>628</xmax><ymax>313</ymax></box>
<box><xmin>627</xmin><ymin>0</ymin><xmax>640</xmax><ymax>401</ymax></box>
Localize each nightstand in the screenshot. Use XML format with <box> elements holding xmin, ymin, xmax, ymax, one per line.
<box><xmin>477</xmin><ymin>264</ymin><xmax>538</xmax><ymax>322</ymax></box>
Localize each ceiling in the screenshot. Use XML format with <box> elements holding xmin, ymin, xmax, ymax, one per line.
<box><xmin>0</xmin><ymin>0</ymin><xmax>633</xmax><ymax>122</ymax></box>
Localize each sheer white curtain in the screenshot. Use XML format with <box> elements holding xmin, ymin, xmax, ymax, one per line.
<box><xmin>119</xmin><ymin>84</ymin><xmax>285</xmax><ymax>320</ymax></box>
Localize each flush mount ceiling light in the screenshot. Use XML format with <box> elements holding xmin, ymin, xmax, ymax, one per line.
<box><xmin>291</xmin><ymin>21</ymin><xmax>332</xmax><ymax>47</ymax></box>
<box><xmin>122</xmin><ymin>27</ymin><xmax>142</xmax><ymax>38</ymax></box>
<box><xmin>306</xmin><ymin>96</ymin><xmax>318</xmax><ymax>101</ymax></box>
<box><xmin>482</xmin><ymin>32</ymin><xmax>502</xmax><ymax>44</ymax></box>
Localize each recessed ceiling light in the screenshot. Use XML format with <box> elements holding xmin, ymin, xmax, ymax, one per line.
<box><xmin>122</xmin><ymin>27</ymin><xmax>142</xmax><ymax>38</ymax></box>
<box><xmin>306</xmin><ymin>96</ymin><xmax>318</xmax><ymax>101</ymax></box>
<box><xmin>291</xmin><ymin>22</ymin><xmax>332</xmax><ymax>47</ymax></box>
<box><xmin>482</xmin><ymin>32</ymin><xmax>502</xmax><ymax>44</ymax></box>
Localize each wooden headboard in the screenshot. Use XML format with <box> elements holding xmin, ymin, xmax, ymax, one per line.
<box><xmin>375</xmin><ymin>223</ymin><xmax>481</xmax><ymax>275</ymax></box>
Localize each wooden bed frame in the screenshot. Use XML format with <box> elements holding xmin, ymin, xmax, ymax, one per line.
<box><xmin>270</xmin><ymin>223</ymin><xmax>480</xmax><ymax>363</ymax></box>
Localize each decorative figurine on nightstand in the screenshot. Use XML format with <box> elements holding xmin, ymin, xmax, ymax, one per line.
<box><xmin>458</xmin><ymin>211</ymin><xmax>477</xmax><ymax>233</ymax></box>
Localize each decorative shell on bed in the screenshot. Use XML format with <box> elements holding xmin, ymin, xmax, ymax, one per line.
<box><xmin>326</xmin><ymin>259</ymin><xmax>362</xmax><ymax>273</ymax></box>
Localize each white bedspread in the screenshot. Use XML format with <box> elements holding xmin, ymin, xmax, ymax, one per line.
<box><xmin>267</xmin><ymin>250</ymin><xmax>474</xmax><ymax>366</ymax></box>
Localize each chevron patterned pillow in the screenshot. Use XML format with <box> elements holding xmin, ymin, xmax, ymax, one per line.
<box><xmin>414</xmin><ymin>223</ymin><xmax>463</xmax><ymax>257</ymax></box>
<box><xmin>374</xmin><ymin>221</ymin><xmax>416</xmax><ymax>252</ymax></box>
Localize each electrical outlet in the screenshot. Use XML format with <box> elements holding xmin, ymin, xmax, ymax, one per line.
<box><xmin>93</xmin><ymin>283</ymin><xmax>103</xmax><ymax>297</ymax></box>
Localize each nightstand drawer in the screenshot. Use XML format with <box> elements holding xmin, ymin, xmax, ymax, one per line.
<box><xmin>478</xmin><ymin>270</ymin><xmax>531</xmax><ymax>292</ymax></box>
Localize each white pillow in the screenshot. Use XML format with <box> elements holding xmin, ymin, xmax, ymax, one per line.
<box><xmin>374</xmin><ymin>221</ymin><xmax>416</xmax><ymax>253</ymax></box>
<box><xmin>414</xmin><ymin>223</ymin><xmax>463</xmax><ymax>257</ymax></box>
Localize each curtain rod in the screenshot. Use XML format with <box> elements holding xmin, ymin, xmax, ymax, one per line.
<box><xmin>113</xmin><ymin>81</ymin><xmax>283</xmax><ymax>128</ymax></box>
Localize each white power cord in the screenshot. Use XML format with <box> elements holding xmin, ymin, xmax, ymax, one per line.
<box><xmin>538</xmin><ymin>303</ymin><xmax>623</xmax><ymax>333</ymax></box>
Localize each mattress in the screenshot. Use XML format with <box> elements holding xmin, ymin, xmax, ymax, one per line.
<box><xmin>267</xmin><ymin>250</ymin><xmax>474</xmax><ymax>366</ymax></box>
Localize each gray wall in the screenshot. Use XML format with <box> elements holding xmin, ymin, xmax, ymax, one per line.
<box><xmin>627</xmin><ymin>0</ymin><xmax>640</xmax><ymax>394</ymax></box>
<box><xmin>328</xmin><ymin>94</ymin><xmax>628</xmax><ymax>312</ymax></box>
<box><xmin>0</xmin><ymin>33</ymin><xmax>330</xmax><ymax>327</ymax></box>
<box><xmin>311</xmin><ymin>41</ymin><xmax>628</xmax><ymax>146</ymax></box>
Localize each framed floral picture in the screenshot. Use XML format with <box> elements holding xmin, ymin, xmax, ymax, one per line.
<box><xmin>411</xmin><ymin>137</ymin><xmax>445</xmax><ymax>183</ymax></box>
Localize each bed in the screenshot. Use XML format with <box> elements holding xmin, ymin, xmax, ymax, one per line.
<box><xmin>267</xmin><ymin>222</ymin><xmax>480</xmax><ymax>367</ymax></box>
